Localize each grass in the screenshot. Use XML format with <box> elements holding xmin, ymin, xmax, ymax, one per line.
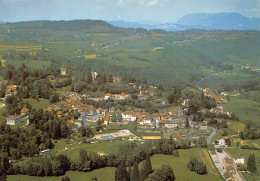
<box><xmin>8</xmin><ymin>167</ymin><xmax>116</xmax><ymax>181</ymax></box>
<box><xmin>222</xmin><ymin>97</ymin><xmax>260</xmax><ymax>127</ymax></box>
<box><xmin>52</xmin><ymin>140</ymin><xmax>126</xmax><ymax>160</ymax></box>
<box><xmin>226</xmin><ymin>148</ymin><xmax>260</xmax><ymax>181</ymax></box>
<box><xmin>23</xmin><ymin>98</ymin><xmax>50</xmax><ymax>110</ymax></box>
<box><xmin>199</xmin><ymin>71</ymin><xmax>260</xmax><ymax>90</ymax></box>
<box><xmin>145</xmin><ymin>148</ymin><xmax>221</xmax><ymax>181</ymax></box>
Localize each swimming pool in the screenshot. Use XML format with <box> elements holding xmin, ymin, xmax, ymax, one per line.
<box><xmin>100</xmin><ymin>135</ymin><xmax>114</xmax><ymax>139</ymax></box>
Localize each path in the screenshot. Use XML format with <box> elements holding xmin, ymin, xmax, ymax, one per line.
<box><xmin>207</xmin><ymin>127</ymin><xmax>217</xmax><ymax>144</ymax></box>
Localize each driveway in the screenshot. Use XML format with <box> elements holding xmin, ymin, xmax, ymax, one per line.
<box><xmin>207</xmin><ymin>127</ymin><xmax>217</xmax><ymax>144</ymax></box>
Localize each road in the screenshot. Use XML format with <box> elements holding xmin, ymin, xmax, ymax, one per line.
<box><xmin>215</xmin><ymin>150</ymin><xmax>244</xmax><ymax>181</ymax></box>
<box><xmin>196</xmin><ymin>72</ymin><xmax>220</xmax><ymax>90</ymax></box>
<box><xmin>207</xmin><ymin>127</ymin><xmax>217</xmax><ymax>144</ymax></box>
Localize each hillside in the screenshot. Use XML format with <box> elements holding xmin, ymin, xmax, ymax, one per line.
<box><xmin>0</xmin><ymin>20</ymin><xmax>259</xmax><ymax>86</ymax></box>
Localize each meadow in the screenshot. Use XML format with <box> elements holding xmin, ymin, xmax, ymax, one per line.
<box><xmin>227</xmin><ymin>148</ymin><xmax>260</xmax><ymax>181</ymax></box>
<box><xmin>222</xmin><ymin>97</ymin><xmax>260</xmax><ymax>127</ymax></box>
<box><xmin>8</xmin><ymin>148</ymin><xmax>220</xmax><ymax>181</ymax></box>
<box><xmin>23</xmin><ymin>98</ymin><xmax>51</xmax><ymax>110</ymax></box>
<box><xmin>141</xmin><ymin>148</ymin><xmax>221</xmax><ymax>181</ymax></box>
<box><xmin>8</xmin><ymin>167</ymin><xmax>116</xmax><ymax>181</ymax></box>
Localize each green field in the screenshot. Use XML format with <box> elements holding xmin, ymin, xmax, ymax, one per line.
<box><xmin>199</xmin><ymin>71</ymin><xmax>260</xmax><ymax>90</ymax></box>
<box><xmin>52</xmin><ymin>140</ymin><xmax>126</xmax><ymax>160</ymax></box>
<box><xmin>227</xmin><ymin>148</ymin><xmax>260</xmax><ymax>181</ymax></box>
<box><xmin>8</xmin><ymin>167</ymin><xmax>116</xmax><ymax>181</ymax></box>
<box><xmin>9</xmin><ymin>148</ymin><xmax>220</xmax><ymax>181</ymax></box>
<box><xmin>23</xmin><ymin>98</ymin><xmax>50</xmax><ymax>110</ymax></box>
<box><xmin>222</xmin><ymin>97</ymin><xmax>260</xmax><ymax>126</ymax></box>
<box><xmin>145</xmin><ymin>148</ymin><xmax>221</xmax><ymax>181</ymax></box>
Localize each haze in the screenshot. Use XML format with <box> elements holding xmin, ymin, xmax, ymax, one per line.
<box><xmin>0</xmin><ymin>0</ymin><xmax>260</xmax><ymax>23</ymax></box>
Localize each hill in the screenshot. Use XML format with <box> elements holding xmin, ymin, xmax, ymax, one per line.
<box><xmin>0</xmin><ymin>20</ymin><xmax>259</xmax><ymax>86</ymax></box>
<box><xmin>176</xmin><ymin>13</ymin><xmax>260</xmax><ymax>30</ymax></box>
<box><xmin>6</xmin><ymin>20</ymin><xmax>120</xmax><ymax>33</ymax></box>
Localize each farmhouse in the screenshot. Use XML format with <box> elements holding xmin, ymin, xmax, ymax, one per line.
<box><xmin>6</xmin><ymin>115</ymin><xmax>22</xmax><ymax>125</ymax></box>
<box><xmin>233</xmin><ymin>155</ymin><xmax>245</xmax><ymax>164</ymax></box>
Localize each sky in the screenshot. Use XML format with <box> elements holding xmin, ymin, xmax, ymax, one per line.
<box><xmin>0</xmin><ymin>0</ymin><xmax>260</xmax><ymax>23</ymax></box>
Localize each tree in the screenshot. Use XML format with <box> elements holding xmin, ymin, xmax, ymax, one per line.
<box><xmin>225</xmin><ymin>138</ymin><xmax>231</xmax><ymax>147</ymax></box>
<box><xmin>247</xmin><ymin>154</ymin><xmax>256</xmax><ymax>173</ymax></box>
<box><xmin>131</xmin><ymin>162</ymin><xmax>140</xmax><ymax>181</ymax></box>
<box><xmin>140</xmin><ymin>153</ymin><xmax>152</xmax><ymax>181</ymax></box>
<box><xmin>147</xmin><ymin>165</ymin><xmax>175</xmax><ymax>181</ymax></box>
<box><xmin>50</xmin><ymin>92</ymin><xmax>59</xmax><ymax>103</ymax></box>
<box><xmin>200</xmin><ymin>90</ymin><xmax>205</xmax><ymax>102</ymax></box>
<box><xmin>172</xmin><ymin>150</ymin><xmax>179</xmax><ymax>157</ymax></box>
<box><xmin>111</xmin><ymin>113</ymin><xmax>117</xmax><ymax>122</ymax></box>
<box><xmin>86</xmin><ymin>127</ymin><xmax>94</xmax><ymax>138</ymax></box>
<box><xmin>115</xmin><ymin>160</ymin><xmax>128</xmax><ymax>181</ymax></box>
<box><xmin>185</xmin><ymin>117</ymin><xmax>189</xmax><ymax>128</ymax></box>
<box><xmin>117</xmin><ymin>114</ymin><xmax>123</xmax><ymax>122</ymax></box>
<box><xmin>187</xmin><ymin>157</ymin><xmax>207</xmax><ymax>175</ymax></box>
<box><xmin>197</xmin><ymin>137</ymin><xmax>207</xmax><ymax>148</ymax></box>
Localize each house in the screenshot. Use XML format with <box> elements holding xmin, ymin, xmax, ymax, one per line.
<box><xmin>91</xmin><ymin>72</ymin><xmax>98</xmax><ymax>82</ymax></box>
<box><xmin>140</xmin><ymin>116</ymin><xmax>153</xmax><ymax>125</ymax></box>
<box><xmin>6</xmin><ymin>115</ymin><xmax>22</xmax><ymax>125</ymax></box>
<box><xmin>223</xmin><ymin>172</ymin><xmax>235</xmax><ymax>181</ymax></box>
<box><xmin>122</xmin><ymin>111</ymin><xmax>136</xmax><ymax>121</ymax></box>
<box><xmin>56</xmin><ymin>111</ymin><xmax>63</xmax><ymax>117</ymax></box>
<box><xmin>112</xmin><ymin>76</ymin><xmax>121</xmax><ymax>82</ymax></box>
<box><xmin>104</xmin><ymin>93</ymin><xmax>112</xmax><ymax>100</ymax></box>
<box><xmin>158</xmin><ymin>120</ymin><xmax>178</xmax><ymax>129</ymax></box>
<box><xmin>120</xmin><ymin>92</ymin><xmax>130</xmax><ymax>100</ymax></box>
<box><xmin>61</xmin><ymin>68</ymin><xmax>67</xmax><ymax>76</ymax></box>
<box><xmin>20</xmin><ymin>108</ymin><xmax>29</xmax><ymax>116</ymax></box>
<box><xmin>104</xmin><ymin>114</ymin><xmax>110</xmax><ymax>125</ymax></box>
<box><xmin>137</xmin><ymin>94</ymin><xmax>145</xmax><ymax>100</ymax></box>
<box><xmin>198</xmin><ymin>122</ymin><xmax>208</xmax><ymax>130</ymax></box>
<box><xmin>218</xmin><ymin>139</ymin><xmax>225</xmax><ymax>146</ymax></box>
<box><xmin>233</xmin><ymin>155</ymin><xmax>245</xmax><ymax>164</ymax></box>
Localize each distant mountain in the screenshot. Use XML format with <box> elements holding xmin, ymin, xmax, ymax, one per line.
<box><xmin>176</xmin><ymin>13</ymin><xmax>260</xmax><ymax>30</ymax></box>
<box><xmin>0</xmin><ymin>21</ymin><xmax>5</xmax><ymax>24</ymax></box>
<box><xmin>109</xmin><ymin>13</ymin><xmax>260</xmax><ymax>31</ymax></box>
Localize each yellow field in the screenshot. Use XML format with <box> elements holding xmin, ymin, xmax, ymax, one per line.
<box><xmin>84</xmin><ymin>55</ymin><xmax>97</xmax><ymax>59</ymax></box>
<box><xmin>152</xmin><ymin>47</ymin><xmax>165</xmax><ymax>51</ymax></box>
<box><xmin>1</xmin><ymin>59</ymin><xmax>6</xmax><ymax>67</ymax></box>
<box><xmin>0</xmin><ymin>44</ymin><xmax>41</xmax><ymax>51</ymax></box>
<box><xmin>202</xmin><ymin>149</ymin><xmax>219</xmax><ymax>176</ymax></box>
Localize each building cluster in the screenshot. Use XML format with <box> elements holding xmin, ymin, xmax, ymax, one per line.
<box><xmin>104</xmin><ymin>92</ymin><xmax>130</xmax><ymax>100</ymax></box>
<box><xmin>241</xmin><ymin>64</ymin><xmax>260</xmax><ymax>72</ymax></box>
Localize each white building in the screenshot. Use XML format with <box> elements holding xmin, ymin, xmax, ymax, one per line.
<box><xmin>6</xmin><ymin>115</ymin><xmax>22</xmax><ymax>125</ymax></box>
<box><xmin>218</xmin><ymin>139</ymin><xmax>225</xmax><ymax>146</ymax></box>
<box><xmin>122</xmin><ymin>111</ymin><xmax>136</xmax><ymax>121</ymax></box>
<box><xmin>233</xmin><ymin>155</ymin><xmax>245</xmax><ymax>164</ymax></box>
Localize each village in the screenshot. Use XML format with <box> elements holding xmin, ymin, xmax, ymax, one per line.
<box><xmin>0</xmin><ymin>67</ymin><xmax>255</xmax><ymax>181</ymax></box>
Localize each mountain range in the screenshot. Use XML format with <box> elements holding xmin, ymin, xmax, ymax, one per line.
<box><xmin>108</xmin><ymin>13</ymin><xmax>260</xmax><ymax>31</ymax></box>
